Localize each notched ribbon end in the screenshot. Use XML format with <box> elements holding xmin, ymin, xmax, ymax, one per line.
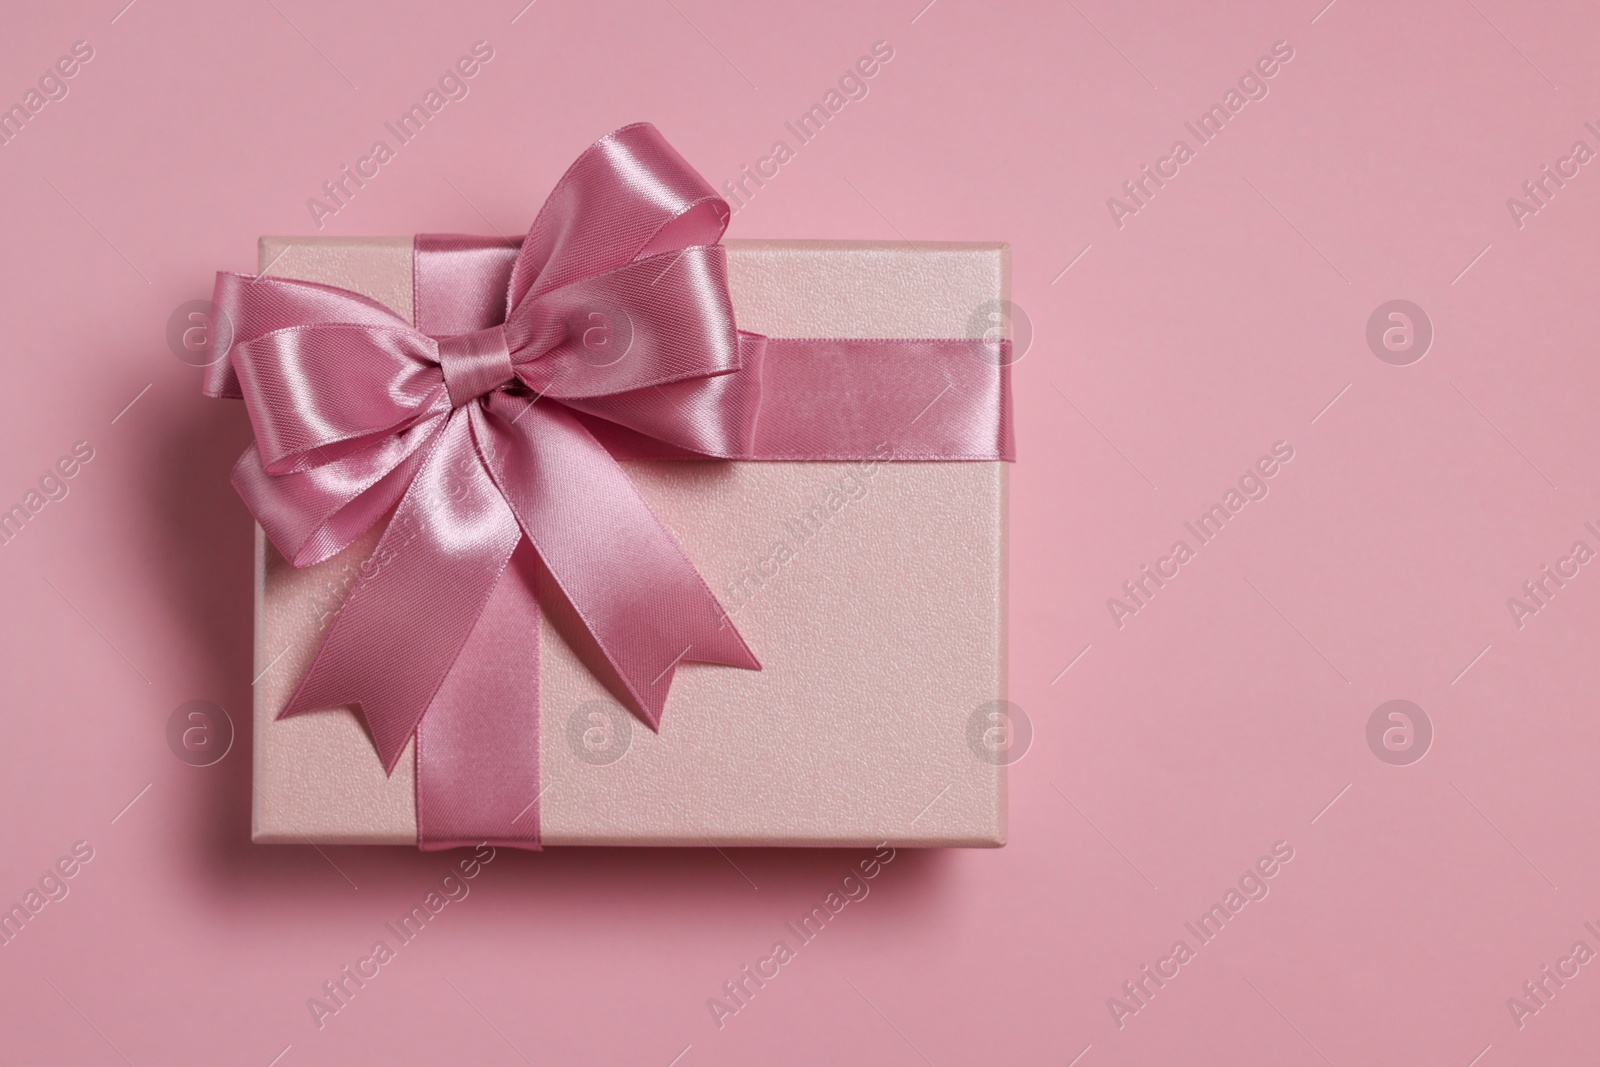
<box><xmin>620</xmin><ymin>628</ymin><xmax>763</xmax><ymax>733</ymax></box>
<box><xmin>277</xmin><ymin>688</ymin><xmax>414</xmax><ymax>778</ymax></box>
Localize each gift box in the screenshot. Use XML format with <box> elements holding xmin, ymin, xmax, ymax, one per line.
<box><xmin>218</xmin><ymin>126</ymin><xmax>1013</xmax><ymax>849</ymax></box>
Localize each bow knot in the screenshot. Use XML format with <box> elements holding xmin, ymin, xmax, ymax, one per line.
<box><xmin>437</xmin><ymin>325</ymin><xmax>514</xmax><ymax>407</ymax></box>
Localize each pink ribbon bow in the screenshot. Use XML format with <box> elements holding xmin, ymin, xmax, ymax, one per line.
<box><xmin>206</xmin><ymin>123</ymin><xmax>1013</xmax><ymax>849</ymax></box>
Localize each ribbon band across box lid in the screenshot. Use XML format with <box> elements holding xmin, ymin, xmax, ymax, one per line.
<box><xmin>207</xmin><ymin>124</ymin><xmax>1014</xmax><ymax>849</ymax></box>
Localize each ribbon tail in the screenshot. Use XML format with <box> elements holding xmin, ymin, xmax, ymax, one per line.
<box><xmin>474</xmin><ymin>395</ymin><xmax>759</xmax><ymax>729</ymax></box>
<box><xmin>280</xmin><ymin>411</ymin><xmax>523</xmax><ymax>774</ymax></box>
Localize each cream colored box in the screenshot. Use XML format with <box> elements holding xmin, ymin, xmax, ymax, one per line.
<box><xmin>252</xmin><ymin>238</ymin><xmax>1009</xmax><ymax>847</ymax></box>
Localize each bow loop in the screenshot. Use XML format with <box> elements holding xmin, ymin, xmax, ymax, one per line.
<box><xmin>502</xmin><ymin>244</ymin><xmax>742</xmax><ymax>401</ymax></box>
<box><xmin>507</xmin><ymin>123</ymin><xmax>729</xmax><ymax>309</ymax></box>
<box><xmin>233</xmin><ymin>322</ymin><xmax>448</xmax><ymax>473</ymax></box>
<box><xmin>204</xmin><ymin>270</ymin><xmax>423</xmax><ymax>400</ymax></box>
<box><xmin>235</xmin><ymin>418</ymin><xmax>443</xmax><ymax>567</ymax></box>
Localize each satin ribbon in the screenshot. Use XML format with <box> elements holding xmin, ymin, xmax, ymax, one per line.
<box><xmin>205</xmin><ymin>123</ymin><xmax>1013</xmax><ymax>849</ymax></box>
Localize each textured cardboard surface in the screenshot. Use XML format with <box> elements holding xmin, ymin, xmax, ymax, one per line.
<box><xmin>252</xmin><ymin>238</ymin><xmax>1009</xmax><ymax>846</ymax></box>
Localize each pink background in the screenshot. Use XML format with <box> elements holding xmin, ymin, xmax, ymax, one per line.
<box><xmin>0</xmin><ymin>0</ymin><xmax>1594</xmax><ymax>1063</ymax></box>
